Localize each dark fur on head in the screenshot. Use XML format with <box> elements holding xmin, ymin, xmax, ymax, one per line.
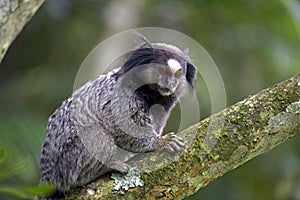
<box><xmin>113</xmin><ymin>43</ymin><xmax>197</xmax><ymax>118</ymax></box>
<box><xmin>114</xmin><ymin>46</ymin><xmax>197</xmax><ymax>88</ymax></box>
<box><xmin>134</xmin><ymin>84</ymin><xmax>177</xmax><ymax>113</ymax></box>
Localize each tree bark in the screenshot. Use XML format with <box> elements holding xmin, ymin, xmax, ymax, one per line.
<box><xmin>65</xmin><ymin>73</ymin><xmax>300</xmax><ymax>200</ymax></box>
<box><xmin>0</xmin><ymin>0</ymin><xmax>45</xmax><ymax>63</ymax></box>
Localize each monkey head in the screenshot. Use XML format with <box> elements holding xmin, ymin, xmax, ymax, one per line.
<box><xmin>115</xmin><ymin>42</ymin><xmax>197</xmax><ymax>98</ymax></box>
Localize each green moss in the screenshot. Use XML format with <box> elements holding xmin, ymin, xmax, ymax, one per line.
<box><xmin>170</xmin><ymin>185</ymin><xmax>179</xmax><ymax>193</ymax></box>
<box><xmin>201</xmin><ymin>170</ymin><xmax>209</xmax><ymax>177</ymax></box>
<box><xmin>276</xmin><ymin>91</ymin><xmax>286</xmax><ymax>101</ymax></box>
<box><xmin>196</xmin><ymin>129</ymin><xmax>211</xmax><ymax>154</ymax></box>
<box><xmin>97</xmin><ymin>181</ymin><xmax>114</xmax><ymax>196</ymax></box>
<box><xmin>260</xmin><ymin>111</ymin><xmax>269</xmax><ymax>120</ymax></box>
<box><xmin>228</xmin><ymin>105</ymin><xmax>254</xmax><ymax>128</ymax></box>
<box><xmin>221</xmin><ymin>131</ymin><xmax>229</xmax><ymax>137</ymax></box>
<box><xmin>188</xmin><ymin>175</ymin><xmax>204</xmax><ymax>191</ymax></box>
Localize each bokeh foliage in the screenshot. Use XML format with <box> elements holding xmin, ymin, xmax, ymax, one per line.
<box><xmin>0</xmin><ymin>0</ymin><xmax>299</xmax><ymax>199</ymax></box>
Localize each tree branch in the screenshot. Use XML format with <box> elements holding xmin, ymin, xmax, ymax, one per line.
<box><xmin>0</xmin><ymin>0</ymin><xmax>45</xmax><ymax>63</ymax></box>
<box><xmin>65</xmin><ymin>73</ymin><xmax>300</xmax><ymax>200</ymax></box>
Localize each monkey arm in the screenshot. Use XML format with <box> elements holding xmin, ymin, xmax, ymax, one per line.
<box><xmin>113</xmin><ymin>128</ymin><xmax>159</xmax><ymax>153</ymax></box>
<box><xmin>113</xmin><ymin>128</ymin><xmax>184</xmax><ymax>153</ymax></box>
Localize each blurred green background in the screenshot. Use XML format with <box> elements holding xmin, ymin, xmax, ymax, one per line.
<box><xmin>0</xmin><ymin>0</ymin><xmax>300</xmax><ymax>199</ymax></box>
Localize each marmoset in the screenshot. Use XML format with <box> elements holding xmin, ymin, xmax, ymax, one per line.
<box><xmin>38</xmin><ymin>38</ymin><xmax>196</xmax><ymax>199</ymax></box>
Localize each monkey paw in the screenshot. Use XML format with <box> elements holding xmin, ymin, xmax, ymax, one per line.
<box><xmin>158</xmin><ymin>132</ymin><xmax>185</xmax><ymax>153</ymax></box>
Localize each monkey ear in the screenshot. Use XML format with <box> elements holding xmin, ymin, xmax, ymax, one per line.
<box><xmin>186</xmin><ymin>62</ymin><xmax>197</xmax><ymax>88</ymax></box>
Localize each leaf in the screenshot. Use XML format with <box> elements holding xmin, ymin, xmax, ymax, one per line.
<box><xmin>25</xmin><ymin>183</ymin><xmax>56</xmax><ymax>196</ymax></box>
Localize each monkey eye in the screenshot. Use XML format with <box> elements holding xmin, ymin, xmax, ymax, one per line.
<box><xmin>174</xmin><ymin>69</ymin><xmax>183</xmax><ymax>78</ymax></box>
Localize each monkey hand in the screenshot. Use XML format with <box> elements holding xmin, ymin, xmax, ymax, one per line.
<box><xmin>157</xmin><ymin>132</ymin><xmax>185</xmax><ymax>153</ymax></box>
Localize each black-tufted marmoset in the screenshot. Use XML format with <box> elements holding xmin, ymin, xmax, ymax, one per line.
<box><xmin>38</xmin><ymin>37</ymin><xmax>197</xmax><ymax>199</ymax></box>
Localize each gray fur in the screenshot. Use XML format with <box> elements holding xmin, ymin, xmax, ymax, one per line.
<box><xmin>38</xmin><ymin>43</ymin><xmax>196</xmax><ymax>198</ymax></box>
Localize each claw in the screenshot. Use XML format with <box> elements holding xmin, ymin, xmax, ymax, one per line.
<box><xmin>166</xmin><ymin>144</ymin><xmax>175</xmax><ymax>152</ymax></box>
<box><xmin>159</xmin><ymin>132</ymin><xmax>185</xmax><ymax>153</ymax></box>
<box><xmin>169</xmin><ymin>141</ymin><xmax>182</xmax><ymax>152</ymax></box>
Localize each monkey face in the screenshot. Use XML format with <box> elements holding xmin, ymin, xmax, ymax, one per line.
<box><xmin>155</xmin><ymin>59</ymin><xmax>186</xmax><ymax>96</ymax></box>
<box><xmin>128</xmin><ymin>58</ymin><xmax>186</xmax><ymax>97</ymax></box>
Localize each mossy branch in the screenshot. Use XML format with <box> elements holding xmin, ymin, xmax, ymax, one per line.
<box><xmin>0</xmin><ymin>0</ymin><xmax>45</xmax><ymax>63</ymax></box>
<box><xmin>65</xmin><ymin>73</ymin><xmax>300</xmax><ymax>200</ymax></box>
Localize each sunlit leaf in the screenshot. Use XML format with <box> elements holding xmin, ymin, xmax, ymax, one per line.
<box><xmin>26</xmin><ymin>183</ymin><xmax>56</xmax><ymax>196</ymax></box>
